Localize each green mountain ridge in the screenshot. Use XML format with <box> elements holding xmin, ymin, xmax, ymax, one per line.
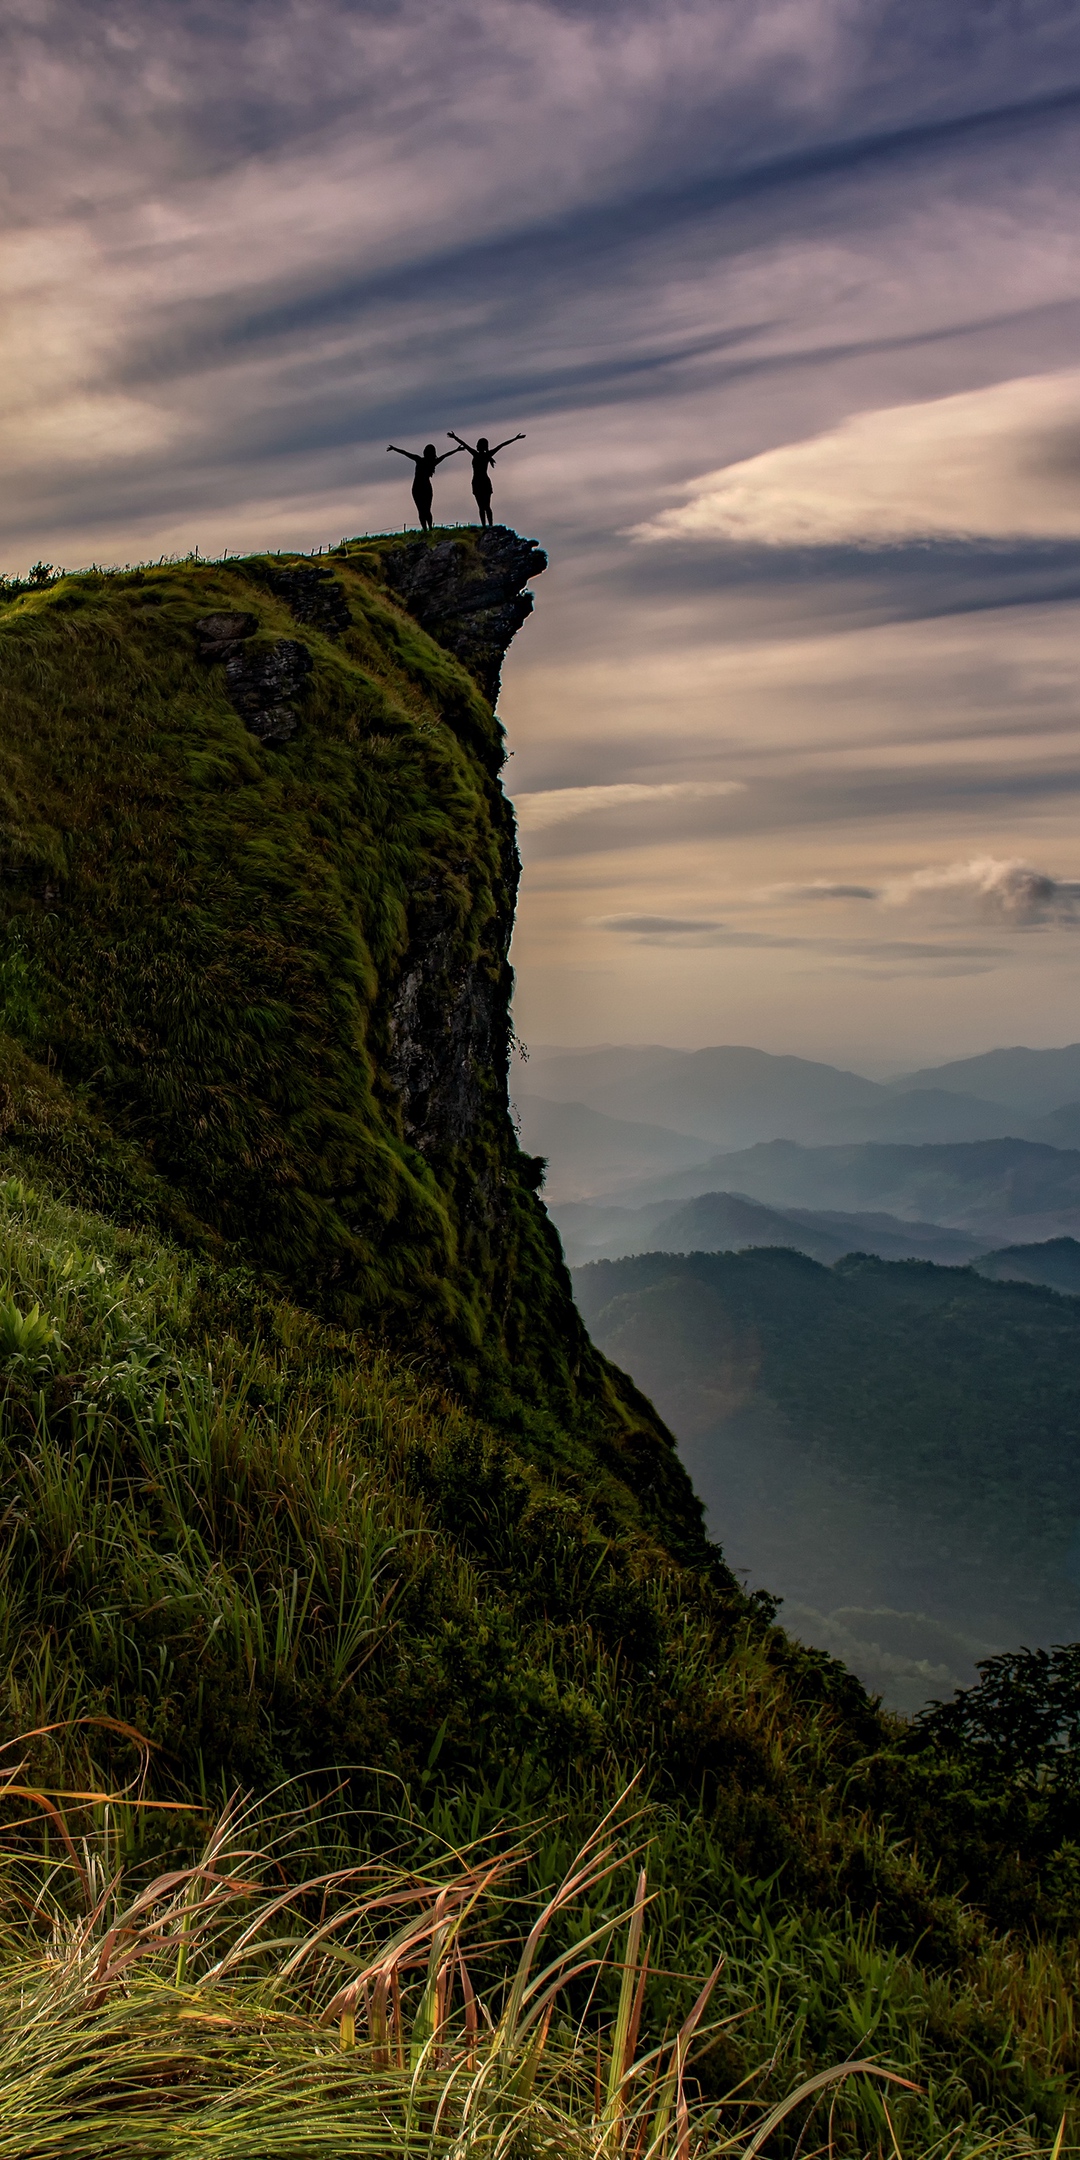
<box><xmin>0</xmin><ymin>536</ymin><xmax>1076</xmax><ymax>2145</ymax></box>
<box><xmin>574</xmin><ymin>1246</ymin><xmax>1080</xmax><ymax>1664</ymax></box>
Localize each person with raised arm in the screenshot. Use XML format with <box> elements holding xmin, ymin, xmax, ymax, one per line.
<box><xmin>446</xmin><ymin>430</ymin><xmax>525</xmax><ymax>528</ymax></box>
<box><xmin>386</xmin><ymin>440</ymin><xmax>462</xmax><ymax>532</ymax></box>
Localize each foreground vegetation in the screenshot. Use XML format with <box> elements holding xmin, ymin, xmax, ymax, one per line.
<box><xmin>0</xmin><ymin>1166</ymin><xmax>1071</xmax><ymax>2151</ymax></box>
<box><xmin>0</xmin><ymin>1783</ymin><xmax>1036</xmax><ymax>2160</ymax></box>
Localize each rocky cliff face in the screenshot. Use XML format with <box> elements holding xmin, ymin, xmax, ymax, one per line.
<box><xmin>0</xmin><ymin>527</ymin><xmax>707</xmax><ymax>1558</ymax></box>
<box><xmin>378</xmin><ymin>526</ymin><xmax>547</xmax><ymax>708</ymax></box>
<box><xmin>371</xmin><ymin>527</ymin><xmax>544</xmax><ymax>1163</ymax></box>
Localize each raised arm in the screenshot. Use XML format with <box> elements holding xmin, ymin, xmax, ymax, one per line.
<box><xmin>386</xmin><ymin>444</ymin><xmax>419</xmax><ymax>463</ymax></box>
<box><xmin>491</xmin><ymin>433</ymin><xmax>526</xmax><ymax>455</ymax></box>
<box><xmin>447</xmin><ymin>430</ymin><xmax>476</xmax><ymax>454</ymax></box>
<box><xmin>435</xmin><ymin>443</ymin><xmax>465</xmax><ymax>464</ymax></box>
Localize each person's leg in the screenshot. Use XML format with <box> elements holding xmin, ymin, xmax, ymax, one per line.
<box><xmin>413</xmin><ymin>477</ymin><xmax>434</xmax><ymax>529</ymax></box>
<box><xmin>473</xmin><ymin>481</ymin><xmax>493</xmax><ymax>527</ymax></box>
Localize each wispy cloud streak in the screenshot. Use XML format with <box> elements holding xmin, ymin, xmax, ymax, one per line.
<box><xmin>3</xmin><ymin>1</ymin><xmax>1080</xmax><ymax>1056</ymax></box>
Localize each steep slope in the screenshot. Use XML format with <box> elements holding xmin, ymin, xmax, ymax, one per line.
<box><xmin>0</xmin><ymin>531</ymin><xmax>696</xmax><ymax>1555</ymax></box>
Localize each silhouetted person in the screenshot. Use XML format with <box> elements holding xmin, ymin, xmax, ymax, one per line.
<box><xmin>386</xmin><ymin>440</ymin><xmax>461</xmax><ymax>531</ymax></box>
<box><xmin>447</xmin><ymin>431</ymin><xmax>525</xmax><ymax>527</ymax></box>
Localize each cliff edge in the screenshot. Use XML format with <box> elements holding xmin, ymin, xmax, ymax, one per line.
<box><xmin>0</xmin><ymin>527</ymin><xmax>704</xmax><ymax>1557</ymax></box>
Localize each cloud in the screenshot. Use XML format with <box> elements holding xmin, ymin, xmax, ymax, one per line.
<box><xmin>589</xmin><ymin>858</ymin><xmax>1080</xmax><ymax>956</ymax></box>
<box><xmin>513</xmin><ymin>779</ymin><xmax>744</xmax><ymax>829</ymax></box>
<box><xmin>750</xmin><ymin>855</ymin><xmax>1080</xmax><ymax>923</ymax></box>
<box><xmin>633</xmin><ymin>371</ymin><xmax>1080</xmax><ymax>547</ymax></box>
<box><xmin>882</xmin><ymin>854</ymin><xmax>1080</xmax><ymax>921</ymax></box>
<box><xmin>594</xmin><ymin>913</ymin><xmax>997</xmax><ymax>961</ymax></box>
<box><xmin>759</xmin><ymin>880</ymin><xmax>880</xmax><ymax>900</ymax></box>
<box><xmin>597</xmin><ymin>914</ymin><xmax>724</xmax><ymax>935</ymax></box>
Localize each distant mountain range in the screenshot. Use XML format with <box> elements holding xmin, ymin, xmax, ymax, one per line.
<box><xmin>546</xmin><ymin>1137</ymin><xmax>1080</xmax><ymax>1262</ymax></box>
<box><xmin>514</xmin><ymin>1040</ymin><xmax>1080</xmax><ymax>1200</ymax></box>
<box><xmin>554</xmin><ymin>1188</ymin><xmax>988</xmax><ymax>1268</ymax></box>
<box><xmin>553</xmin><ymin>1180</ymin><xmax>1080</xmax><ymax>1288</ymax></box>
<box><xmin>513</xmin><ymin>1095</ymin><xmax>713</xmax><ymax>1201</ymax></box>
<box><xmin>635</xmin><ymin>1136</ymin><xmax>1080</xmax><ymax>1239</ymax></box>
<box><xmin>574</xmin><ymin>1248</ymin><xmax>1080</xmax><ymax>1711</ymax></box>
<box><xmin>894</xmin><ymin>1042</ymin><xmax>1080</xmax><ymax>1112</ymax></box>
<box><xmin>542</xmin><ymin>1042</ymin><xmax>1080</xmax><ymax>1710</ymax></box>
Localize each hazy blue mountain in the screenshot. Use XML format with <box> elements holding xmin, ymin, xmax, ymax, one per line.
<box><xmin>520</xmin><ymin>1042</ymin><xmax>1044</xmax><ymax>1153</ymax></box>
<box><xmin>513</xmin><ymin>1094</ymin><xmax>713</xmax><ymax>1201</ymax></box>
<box><xmin>649</xmin><ymin>1192</ymin><xmax>987</xmax><ymax>1265</ymax></box>
<box><xmin>606</xmin><ymin>1136</ymin><xmax>1080</xmax><ymax>1241</ymax></box>
<box><xmin>894</xmin><ymin>1042</ymin><xmax>1080</xmax><ymax>1113</ymax></box>
<box><xmin>646</xmin><ymin>1191</ymin><xmax>857</xmax><ymax>1262</ymax></box>
<box><xmin>809</xmin><ymin>1087</ymin><xmax>1031</xmax><ymax>1146</ymax></box>
<box><xmin>573</xmin><ymin>1247</ymin><xmax>1080</xmax><ymax>1705</ymax></box>
<box><xmin>550</xmin><ymin>1188</ymin><xmax>988</xmax><ymax>1267</ymax></box>
<box><xmin>976</xmin><ymin>1236</ymin><xmax>1080</xmax><ymax>1295</ymax></box>
<box><xmin>783</xmin><ymin>1207</ymin><xmax>988</xmax><ymax>1263</ymax></box>
<box><xmin>545</xmin><ymin>1197</ymin><xmax>684</xmax><ymax>1265</ymax></box>
<box><xmin>776</xmin><ymin>1605</ymin><xmax>1000</xmax><ymax>1718</ymax></box>
<box><xmin>520</xmin><ymin>1043</ymin><xmax>883</xmax><ymax>1147</ymax></box>
<box><xmin>1033</xmin><ymin>1100</ymin><xmax>1080</xmax><ymax>1148</ymax></box>
<box><xmin>518</xmin><ymin>1045</ymin><xmax>683</xmax><ymax>1099</ymax></box>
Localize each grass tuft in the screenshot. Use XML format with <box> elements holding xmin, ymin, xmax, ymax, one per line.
<box><xmin>0</xmin><ymin>1783</ymin><xmax>1051</xmax><ymax>2160</ymax></box>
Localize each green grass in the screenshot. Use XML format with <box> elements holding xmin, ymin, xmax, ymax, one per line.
<box><xmin>0</xmin><ymin>1167</ymin><xmax>1070</xmax><ymax>2148</ymax></box>
<box><xmin>0</xmin><ymin>1786</ymin><xmax>1037</xmax><ymax>2160</ymax></box>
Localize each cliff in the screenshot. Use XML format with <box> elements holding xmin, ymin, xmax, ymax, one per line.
<box><xmin>0</xmin><ymin>526</ymin><xmax>702</xmax><ymax>1554</ymax></box>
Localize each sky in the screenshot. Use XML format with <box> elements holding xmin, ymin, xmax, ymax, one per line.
<box><xmin>4</xmin><ymin>2</ymin><xmax>1080</xmax><ymax>1070</ymax></box>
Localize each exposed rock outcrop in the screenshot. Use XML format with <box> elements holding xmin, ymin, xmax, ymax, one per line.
<box><xmin>387</xmin><ymin>869</ymin><xmax>510</xmax><ymax>1161</ymax></box>
<box><xmin>246</xmin><ymin>562</ymin><xmax>352</xmax><ymax>637</ymax></box>
<box><xmin>379</xmin><ymin>526</ymin><xmax>546</xmax><ymax>704</ymax></box>
<box><xmin>195</xmin><ymin>614</ymin><xmax>313</xmax><ymax>743</ymax></box>
<box><xmin>223</xmin><ymin>639</ymin><xmax>313</xmax><ymax>744</ymax></box>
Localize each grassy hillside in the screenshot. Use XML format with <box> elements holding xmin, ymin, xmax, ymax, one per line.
<box><xmin>0</xmin><ymin>543</ymin><xmax>1075</xmax><ymax>2150</ymax></box>
<box><xmin>0</xmin><ymin>537</ymin><xmax>696</xmax><ymax>1558</ymax></box>
<box><xmin>0</xmin><ymin>1160</ymin><xmax>1076</xmax><ymax>2151</ymax></box>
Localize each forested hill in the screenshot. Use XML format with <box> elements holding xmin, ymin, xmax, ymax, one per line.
<box><xmin>0</xmin><ymin>538</ymin><xmax>1077</xmax><ymax>2146</ymax></box>
<box><xmin>575</xmin><ymin>1247</ymin><xmax>1080</xmax><ymax>1676</ymax></box>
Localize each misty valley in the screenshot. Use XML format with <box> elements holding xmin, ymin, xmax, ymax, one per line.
<box><xmin>522</xmin><ymin>1041</ymin><xmax>1080</xmax><ymax>1711</ymax></box>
